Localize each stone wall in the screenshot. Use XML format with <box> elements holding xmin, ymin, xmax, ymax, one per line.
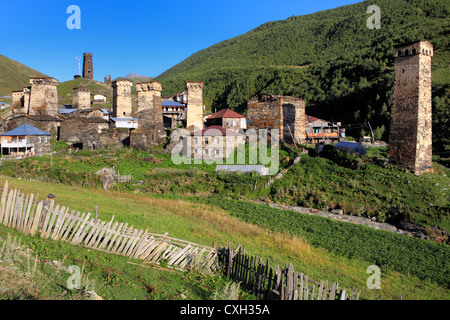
<box><xmin>7</xmin><ymin>115</ymin><xmax>61</xmax><ymax>138</ymax></box>
<box><xmin>28</xmin><ymin>77</ymin><xmax>59</xmax><ymax>117</ymax></box>
<box><xmin>32</xmin><ymin>136</ymin><xmax>52</xmax><ymax>156</ymax></box>
<box><xmin>186</xmin><ymin>82</ymin><xmax>204</xmax><ymax>131</ymax></box>
<box><xmin>11</xmin><ymin>91</ymin><xmax>24</xmax><ymax>108</ymax></box>
<box><xmin>247</xmin><ymin>93</ymin><xmax>306</xmax><ymax>144</ymax></box>
<box><xmin>112</xmin><ymin>80</ymin><xmax>133</xmax><ymax>117</ymax></box>
<box><xmin>59</xmin><ymin>117</ymin><xmax>108</xmax><ymax>149</ymax></box>
<box><xmin>388</xmin><ymin>40</ymin><xmax>434</xmax><ymax>175</ymax></box>
<box><xmin>72</xmin><ymin>87</ymin><xmax>91</xmax><ymax>109</ymax></box>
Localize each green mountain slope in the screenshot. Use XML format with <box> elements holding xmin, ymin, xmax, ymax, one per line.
<box><xmin>155</xmin><ymin>0</ymin><xmax>449</xmax><ymax>151</ymax></box>
<box><xmin>0</xmin><ymin>55</ymin><xmax>48</xmax><ymax>96</ymax></box>
<box><xmin>57</xmin><ymin>78</ymin><xmax>113</xmax><ymax>107</ymax></box>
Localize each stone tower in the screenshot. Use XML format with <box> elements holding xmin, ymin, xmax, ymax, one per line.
<box><xmin>104</xmin><ymin>75</ymin><xmax>112</xmax><ymax>86</ymax></box>
<box><xmin>72</xmin><ymin>87</ymin><xmax>91</xmax><ymax>109</ymax></box>
<box><xmin>23</xmin><ymin>87</ymin><xmax>31</xmax><ymax>114</ymax></box>
<box><xmin>130</xmin><ymin>81</ymin><xmax>166</xmax><ymax>149</ymax></box>
<box><xmin>28</xmin><ymin>77</ymin><xmax>59</xmax><ymax>116</ymax></box>
<box><xmin>11</xmin><ymin>90</ymin><xmax>24</xmax><ymax>113</ymax></box>
<box><xmin>388</xmin><ymin>40</ymin><xmax>434</xmax><ymax>175</ymax></box>
<box><xmin>186</xmin><ymin>81</ymin><xmax>204</xmax><ymax>131</ymax></box>
<box><xmin>83</xmin><ymin>53</ymin><xmax>93</xmax><ymax>80</ymax></box>
<box><xmin>112</xmin><ymin>80</ymin><xmax>133</xmax><ymax>117</ymax></box>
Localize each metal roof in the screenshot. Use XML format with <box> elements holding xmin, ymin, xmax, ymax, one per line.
<box><xmin>110</xmin><ymin>117</ymin><xmax>138</xmax><ymax>122</ymax></box>
<box><xmin>207</xmin><ymin>109</ymin><xmax>245</xmax><ymax>119</ymax></box>
<box><xmin>162</xmin><ymin>100</ymin><xmax>186</xmax><ymax>107</ymax></box>
<box><xmin>59</xmin><ymin>109</ymin><xmax>78</xmax><ymax>114</ymax></box>
<box><xmin>1</xmin><ymin>124</ymin><xmax>51</xmax><ymax>136</ymax></box>
<box><xmin>216</xmin><ymin>165</ymin><xmax>269</xmax><ymax>176</ymax></box>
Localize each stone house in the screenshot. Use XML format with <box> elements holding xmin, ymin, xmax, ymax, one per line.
<box><xmin>247</xmin><ymin>93</ymin><xmax>306</xmax><ymax>144</ymax></box>
<box><xmin>59</xmin><ymin>117</ymin><xmax>109</xmax><ymax>150</ymax></box>
<box><xmin>0</xmin><ymin>124</ymin><xmax>51</xmax><ymax>158</ymax></box>
<box><xmin>206</xmin><ymin>108</ymin><xmax>246</xmax><ymax>131</ymax></box>
<box><xmin>6</xmin><ymin>114</ymin><xmax>62</xmax><ymax>139</ymax></box>
<box><xmin>188</xmin><ymin>126</ymin><xmax>246</xmax><ymax>161</ymax></box>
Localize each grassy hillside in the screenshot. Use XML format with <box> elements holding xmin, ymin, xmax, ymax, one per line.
<box><xmin>0</xmin><ymin>55</ymin><xmax>47</xmax><ymax>96</ymax></box>
<box><xmin>0</xmin><ymin>177</ymin><xmax>448</xmax><ymax>300</ymax></box>
<box><xmin>155</xmin><ymin>0</ymin><xmax>449</xmax><ymax>152</ymax></box>
<box><xmin>57</xmin><ymin>78</ymin><xmax>113</xmax><ymax>108</ymax></box>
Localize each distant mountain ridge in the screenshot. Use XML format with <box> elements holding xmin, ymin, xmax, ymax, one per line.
<box><xmin>0</xmin><ymin>55</ymin><xmax>47</xmax><ymax>96</ymax></box>
<box><xmin>126</xmin><ymin>73</ymin><xmax>151</xmax><ymax>78</ymax></box>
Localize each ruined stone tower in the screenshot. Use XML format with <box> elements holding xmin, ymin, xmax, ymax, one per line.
<box><xmin>247</xmin><ymin>93</ymin><xmax>306</xmax><ymax>144</ymax></box>
<box><xmin>186</xmin><ymin>81</ymin><xmax>204</xmax><ymax>131</ymax></box>
<box><xmin>11</xmin><ymin>90</ymin><xmax>24</xmax><ymax>113</ymax></box>
<box><xmin>130</xmin><ymin>81</ymin><xmax>166</xmax><ymax>149</ymax></box>
<box><xmin>72</xmin><ymin>87</ymin><xmax>91</xmax><ymax>109</ymax></box>
<box><xmin>28</xmin><ymin>77</ymin><xmax>59</xmax><ymax>116</ymax></box>
<box><xmin>83</xmin><ymin>53</ymin><xmax>93</xmax><ymax>80</ymax></box>
<box><xmin>388</xmin><ymin>40</ymin><xmax>434</xmax><ymax>175</ymax></box>
<box><xmin>112</xmin><ymin>80</ymin><xmax>133</xmax><ymax>117</ymax></box>
<box><xmin>104</xmin><ymin>75</ymin><xmax>112</xmax><ymax>86</ymax></box>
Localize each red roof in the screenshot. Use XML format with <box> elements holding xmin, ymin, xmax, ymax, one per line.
<box><xmin>307</xmin><ymin>115</ymin><xmax>321</xmax><ymax>123</ymax></box>
<box><xmin>207</xmin><ymin>108</ymin><xmax>246</xmax><ymax>120</ymax></box>
<box><xmin>190</xmin><ymin>126</ymin><xmax>244</xmax><ymax>137</ymax></box>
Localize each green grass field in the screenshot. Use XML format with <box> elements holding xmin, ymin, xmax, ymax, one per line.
<box><xmin>0</xmin><ymin>177</ymin><xmax>448</xmax><ymax>300</ymax></box>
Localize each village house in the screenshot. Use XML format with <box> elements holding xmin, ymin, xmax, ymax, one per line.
<box><xmin>6</xmin><ymin>114</ymin><xmax>62</xmax><ymax>139</ymax></box>
<box><xmin>247</xmin><ymin>93</ymin><xmax>306</xmax><ymax>144</ymax></box>
<box><xmin>0</xmin><ymin>124</ymin><xmax>51</xmax><ymax>158</ymax></box>
<box><xmin>110</xmin><ymin>117</ymin><xmax>139</xmax><ymax>129</ymax></box>
<box><xmin>162</xmin><ymin>100</ymin><xmax>186</xmax><ymax>125</ymax></box>
<box><xmin>93</xmin><ymin>94</ymin><xmax>107</xmax><ymax>104</ymax></box>
<box><xmin>205</xmin><ymin>108</ymin><xmax>247</xmax><ymax>131</ymax></box>
<box><xmin>59</xmin><ymin>117</ymin><xmax>109</xmax><ymax>150</ymax></box>
<box><xmin>188</xmin><ymin>126</ymin><xmax>246</xmax><ymax>161</ymax></box>
<box><xmin>305</xmin><ymin>115</ymin><xmax>341</xmax><ymax>144</ymax></box>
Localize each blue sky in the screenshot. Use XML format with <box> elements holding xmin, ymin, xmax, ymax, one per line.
<box><xmin>0</xmin><ymin>0</ymin><xmax>363</xmax><ymax>82</ymax></box>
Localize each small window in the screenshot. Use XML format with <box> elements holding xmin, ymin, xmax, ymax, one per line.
<box><xmin>233</xmin><ymin>120</ymin><xmax>236</xmax><ymax>126</ymax></box>
<box><xmin>37</xmin><ymin>137</ymin><xmax>41</xmax><ymax>143</ymax></box>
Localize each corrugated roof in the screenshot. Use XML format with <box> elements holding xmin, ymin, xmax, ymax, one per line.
<box><xmin>1</xmin><ymin>124</ymin><xmax>51</xmax><ymax>136</ymax></box>
<box><xmin>110</xmin><ymin>117</ymin><xmax>138</xmax><ymax>122</ymax></box>
<box><xmin>216</xmin><ymin>165</ymin><xmax>269</xmax><ymax>176</ymax></box>
<box><xmin>207</xmin><ymin>109</ymin><xmax>245</xmax><ymax>119</ymax></box>
<box><xmin>162</xmin><ymin>100</ymin><xmax>186</xmax><ymax>107</ymax></box>
<box><xmin>60</xmin><ymin>109</ymin><xmax>78</xmax><ymax>114</ymax></box>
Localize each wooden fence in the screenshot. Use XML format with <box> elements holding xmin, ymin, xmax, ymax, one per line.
<box><xmin>0</xmin><ymin>181</ymin><xmax>217</xmax><ymax>272</ymax></box>
<box><xmin>218</xmin><ymin>244</ymin><xmax>361</xmax><ymax>300</ymax></box>
<box><xmin>0</xmin><ymin>180</ymin><xmax>361</xmax><ymax>300</ymax></box>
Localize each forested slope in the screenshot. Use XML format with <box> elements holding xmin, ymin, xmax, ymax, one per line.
<box><xmin>156</xmin><ymin>0</ymin><xmax>449</xmax><ymax>150</ymax></box>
